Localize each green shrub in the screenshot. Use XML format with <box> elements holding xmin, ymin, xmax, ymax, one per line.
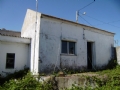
<box><xmin>0</xmin><ymin>61</ymin><xmax>120</xmax><ymax>90</ymax></box>
<box><xmin>106</xmin><ymin>59</ymin><xmax>117</xmax><ymax>69</ymax></box>
<box><xmin>0</xmin><ymin>67</ymin><xmax>29</xmax><ymax>85</ymax></box>
<box><xmin>0</xmin><ymin>72</ymin><xmax>54</xmax><ymax>90</ymax></box>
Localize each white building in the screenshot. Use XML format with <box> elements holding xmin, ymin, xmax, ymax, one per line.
<box><xmin>0</xmin><ymin>29</ymin><xmax>30</xmax><ymax>76</ymax></box>
<box><xmin>0</xmin><ymin>9</ymin><xmax>115</xmax><ymax>75</ymax></box>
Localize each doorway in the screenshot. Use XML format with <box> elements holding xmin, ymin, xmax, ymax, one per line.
<box><xmin>87</xmin><ymin>42</ymin><xmax>93</xmax><ymax>69</ymax></box>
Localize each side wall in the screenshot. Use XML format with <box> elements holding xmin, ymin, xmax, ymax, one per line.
<box><xmin>0</xmin><ymin>41</ymin><xmax>29</xmax><ymax>76</ymax></box>
<box><xmin>39</xmin><ymin>17</ymin><xmax>114</xmax><ymax>73</ymax></box>
<box><xmin>21</xmin><ymin>9</ymin><xmax>41</xmax><ymax>74</ymax></box>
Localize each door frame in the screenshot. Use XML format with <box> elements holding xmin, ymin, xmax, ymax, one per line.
<box><xmin>87</xmin><ymin>41</ymin><xmax>96</xmax><ymax>70</ymax></box>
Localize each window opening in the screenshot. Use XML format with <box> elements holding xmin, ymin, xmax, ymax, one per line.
<box><xmin>6</xmin><ymin>53</ymin><xmax>15</xmax><ymax>69</ymax></box>
<box><xmin>62</xmin><ymin>41</ymin><xmax>75</xmax><ymax>54</ymax></box>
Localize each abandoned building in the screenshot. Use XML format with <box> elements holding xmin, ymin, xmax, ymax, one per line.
<box><xmin>0</xmin><ymin>9</ymin><xmax>115</xmax><ymax>75</ymax></box>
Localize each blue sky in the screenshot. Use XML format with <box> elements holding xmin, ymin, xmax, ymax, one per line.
<box><xmin>0</xmin><ymin>0</ymin><xmax>120</xmax><ymax>45</ymax></box>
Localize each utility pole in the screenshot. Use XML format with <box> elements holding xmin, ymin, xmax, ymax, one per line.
<box><xmin>76</xmin><ymin>0</ymin><xmax>95</xmax><ymax>22</ymax></box>
<box><xmin>76</xmin><ymin>11</ymin><xmax>79</xmax><ymax>23</ymax></box>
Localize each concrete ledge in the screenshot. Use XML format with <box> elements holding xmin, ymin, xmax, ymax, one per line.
<box><xmin>116</xmin><ymin>46</ymin><xmax>120</xmax><ymax>64</ymax></box>
<box><xmin>56</xmin><ymin>73</ymin><xmax>98</xmax><ymax>89</ymax></box>
<box><xmin>0</xmin><ymin>35</ymin><xmax>30</xmax><ymax>44</ymax></box>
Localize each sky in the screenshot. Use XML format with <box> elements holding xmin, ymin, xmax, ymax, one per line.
<box><xmin>0</xmin><ymin>0</ymin><xmax>120</xmax><ymax>45</ymax></box>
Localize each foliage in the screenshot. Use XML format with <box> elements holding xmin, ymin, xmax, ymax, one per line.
<box><xmin>67</xmin><ymin>65</ymin><xmax>120</xmax><ymax>90</ymax></box>
<box><xmin>0</xmin><ymin>60</ymin><xmax>120</xmax><ymax>90</ymax></box>
<box><xmin>105</xmin><ymin>59</ymin><xmax>117</xmax><ymax>69</ymax></box>
<box><xmin>65</xmin><ymin>84</ymin><xmax>83</xmax><ymax>90</ymax></box>
<box><xmin>0</xmin><ymin>67</ymin><xmax>29</xmax><ymax>85</ymax></box>
<box><xmin>0</xmin><ymin>72</ymin><xmax>55</xmax><ymax>90</ymax></box>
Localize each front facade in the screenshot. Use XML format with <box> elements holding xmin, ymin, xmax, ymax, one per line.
<box><xmin>39</xmin><ymin>16</ymin><xmax>114</xmax><ymax>73</ymax></box>
<box><xmin>21</xmin><ymin>9</ymin><xmax>114</xmax><ymax>74</ymax></box>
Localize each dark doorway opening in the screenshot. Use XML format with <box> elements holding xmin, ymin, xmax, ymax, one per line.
<box><xmin>87</xmin><ymin>42</ymin><xmax>93</xmax><ymax>69</ymax></box>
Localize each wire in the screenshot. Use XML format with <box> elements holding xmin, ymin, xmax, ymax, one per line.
<box><xmin>80</xmin><ymin>13</ymin><xmax>120</xmax><ymax>28</ymax></box>
<box><xmin>106</xmin><ymin>20</ymin><xmax>120</xmax><ymax>23</ymax></box>
<box><xmin>79</xmin><ymin>15</ymin><xmax>93</xmax><ymax>26</ymax></box>
<box><xmin>78</xmin><ymin>0</ymin><xmax>95</xmax><ymax>11</ymax></box>
<box><xmin>79</xmin><ymin>16</ymin><xmax>86</xmax><ymax>24</ymax></box>
<box><xmin>94</xmin><ymin>20</ymin><xmax>120</xmax><ymax>26</ymax></box>
<box><xmin>76</xmin><ymin>0</ymin><xmax>95</xmax><ymax>23</ymax></box>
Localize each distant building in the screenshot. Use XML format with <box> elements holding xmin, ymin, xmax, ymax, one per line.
<box><xmin>0</xmin><ymin>9</ymin><xmax>115</xmax><ymax>75</ymax></box>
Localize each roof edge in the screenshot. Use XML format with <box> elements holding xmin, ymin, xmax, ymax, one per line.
<box><xmin>27</xmin><ymin>9</ymin><xmax>114</xmax><ymax>35</ymax></box>
<box><xmin>0</xmin><ymin>33</ymin><xmax>30</xmax><ymax>39</ymax></box>
<box><xmin>40</xmin><ymin>13</ymin><xmax>115</xmax><ymax>35</ymax></box>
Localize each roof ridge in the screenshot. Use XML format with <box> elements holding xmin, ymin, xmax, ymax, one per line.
<box><xmin>0</xmin><ymin>29</ymin><xmax>21</xmax><ymax>33</ymax></box>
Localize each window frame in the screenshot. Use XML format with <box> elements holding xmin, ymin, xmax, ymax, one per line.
<box><xmin>6</xmin><ymin>53</ymin><xmax>15</xmax><ymax>69</ymax></box>
<box><xmin>61</xmin><ymin>40</ymin><xmax>76</xmax><ymax>55</ymax></box>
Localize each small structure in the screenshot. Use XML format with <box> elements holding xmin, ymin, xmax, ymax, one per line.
<box><xmin>0</xmin><ymin>29</ymin><xmax>30</xmax><ymax>76</ymax></box>
<box><xmin>0</xmin><ymin>9</ymin><xmax>115</xmax><ymax>75</ymax></box>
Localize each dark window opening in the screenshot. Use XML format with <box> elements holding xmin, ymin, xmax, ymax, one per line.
<box><xmin>62</xmin><ymin>41</ymin><xmax>67</xmax><ymax>53</ymax></box>
<box><xmin>62</xmin><ymin>41</ymin><xmax>75</xmax><ymax>54</ymax></box>
<box><xmin>6</xmin><ymin>53</ymin><xmax>15</xmax><ymax>69</ymax></box>
<box><xmin>69</xmin><ymin>42</ymin><xmax>75</xmax><ymax>54</ymax></box>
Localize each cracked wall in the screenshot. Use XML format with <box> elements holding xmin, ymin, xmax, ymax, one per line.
<box><xmin>39</xmin><ymin>17</ymin><xmax>114</xmax><ymax>73</ymax></box>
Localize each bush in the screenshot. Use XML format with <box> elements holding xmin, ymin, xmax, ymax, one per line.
<box><xmin>0</xmin><ymin>72</ymin><xmax>55</xmax><ymax>90</ymax></box>
<box><xmin>0</xmin><ymin>68</ymin><xmax>29</xmax><ymax>85</ymax></box>
<box><xmin>106</xmin><ymin>59</ymin><xmax>117</xmax><ymax>69</ymax></box>
<box><xmin>67</xmin><ymin>65</ymin><xmax>120</xmax><ymax>90</ymax></box>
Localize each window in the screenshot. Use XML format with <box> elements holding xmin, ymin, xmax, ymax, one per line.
<box><xmin>62</xmin><ymin>41</ymin><xmax>75</xmax><ymax>54</ymax></box>
<box><xmin>6</xmin><ymin>53</ymin><xmax>15</xmax><ymax>69</ymax></box>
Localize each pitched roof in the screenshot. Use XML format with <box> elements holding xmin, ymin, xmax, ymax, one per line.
<box><xmin>26</xmin><ymin>8</ymin><xmax>113</xmax><ymax>35</ymax></box>
<box><xmin>0</xmin><ymin>29</ymin><xmax>21</xmax><ymax>37</ymax></box>
<box><xmin>41</xmin><ymin>13</ymin><xmax>115</xmax><ymax>35</ymax></box>
<box><xmin>0</xmin><ymin>29</ymin><xmax>30</xmax><ymax>39</ymax></box>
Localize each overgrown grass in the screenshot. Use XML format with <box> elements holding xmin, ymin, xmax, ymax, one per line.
<box><xmin>0</xmin><ymin>68</ymin><xmax>29</xmax><ymax>85</ymax></box>
<box><xmin>0</xmin><ymin>72</ymin><xmax>54</xmax><ymax>90</ymax></box>
<box><xmin>66</xmin><ymin>65</ymin><xmax>120</xmax><ymax>90</ymax></box>
<box><xmin>0</xmin><ymin>59</ymin><xmax>120</xmax><ymax>90</ymax></box>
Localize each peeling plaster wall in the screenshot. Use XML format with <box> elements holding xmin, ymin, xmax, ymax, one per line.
<box><xmin>21</xmin><ymin>9</ymin><xmax>114</xmax><ymax>73</ymax></box>
<box><xmin>0</xmin><ymin>41</ymin><xmax>29</xmax><ymax>76</ymax></box>
<box><xmin>39</xmin><ymin>17</ymin><xmax>114</xmax><ymax>73</ymax></box>
<box><xmin>85</xmin><ymin>29</ymin><xmax>114</xmax><ymax>67</ymax></box>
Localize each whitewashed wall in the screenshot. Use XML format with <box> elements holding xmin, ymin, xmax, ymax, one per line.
<box><xmin>21</xmin><ymin>9</ymin><xmax>114</xmax><ymax>73</ymax></box>
<box><xmin>21</xmin><ymin>9</ymin><xmax>41</xmax><ymax>74</ymax></box>
<box><xmin>39</xmin><ymin>17</ymin><xmax>114</xmax><ymax>72</ymax></box>
<box><xmin>0</xmin><ymin>40</ymin><xmax>29</xmax><ymax>76</ymax></box>
<box><xmin>85</xmin><ymin>30</ymin><xmax>114</xmax><ymax>67</ymax></box>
